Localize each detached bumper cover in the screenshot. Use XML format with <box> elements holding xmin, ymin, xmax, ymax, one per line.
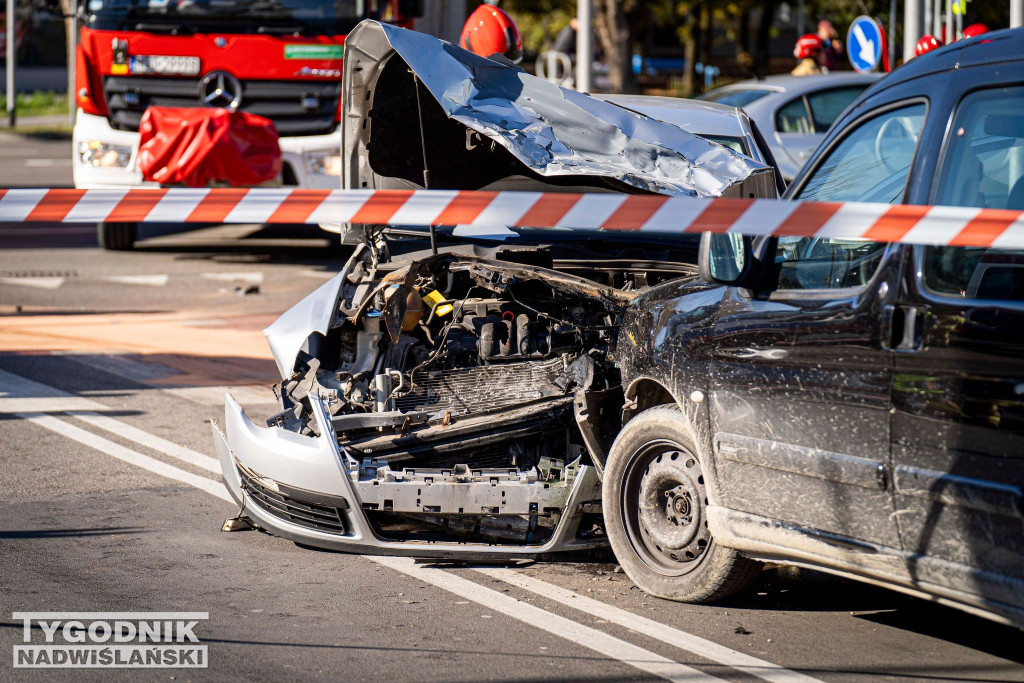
<box><xmin>213</xmin><ymin>393</ymin><xmax>603</xmax><ymax>559</ymax></box>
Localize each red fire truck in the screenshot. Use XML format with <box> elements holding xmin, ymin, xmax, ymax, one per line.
<box><xmin>72</xmin><ymin>0</ymin><xmax>422</xmax><ymax>248</ymax></box>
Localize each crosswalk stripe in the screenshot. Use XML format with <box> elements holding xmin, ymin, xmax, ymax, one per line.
<box><xmin>478</xmin><ymin>568</ymin><xmax>821</xmax><ymax>683</ymax></box>
<box><xmin>17</xmin><ymin>412</ymin><xmax>232</xmax><ymax>503</ymax></box>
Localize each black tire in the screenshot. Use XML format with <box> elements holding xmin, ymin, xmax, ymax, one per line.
<box><xmin>97</xmin><ymin>222</ymin><xmax>137</xmax><ymax>250</ymax></box>
<box><xmin>603</xmin><ymin>403</ymin><xmax>761</xmax><ymax>602</ymax></box>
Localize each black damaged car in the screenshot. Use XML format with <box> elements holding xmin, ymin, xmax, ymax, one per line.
<box><xmin>606</xmin><ymin>28</ymin><xmax>1024</xmax><ymax>628</ymax></box>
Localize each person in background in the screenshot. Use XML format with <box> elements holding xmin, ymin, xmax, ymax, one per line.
<box><xmin>792</xmin><ymin>34</ymin><xmax>824</xmax><ymax>76</ymax></box>
<box><xmin>817</xmin><ymin>19</ymin><xmax>843</xmax><ymax>71</ymax></box>
<box><xmin>915</xmin><ymin>34</ymin><xmax>943</xmax><ymax>58</ymax></box>
<box><xmin>460</xmin><ymin>4</ymin><xmax>524</xmax><ymax>63</ymax></box>
<box><xmin>962</xmin><ymin>23</ymin><xmax>989</xmax><ymax>40</ymax></box>
<box><xmin>553</xmin><ymin>17</ymin><xmax>579</xmax><ymax>61</ymax></box>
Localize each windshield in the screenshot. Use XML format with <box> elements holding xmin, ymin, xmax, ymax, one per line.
<box><xmin>699</xmin><ymin>88</ymin><xmax>772</xmax><ymax>108</ymax></box>
<box><xmin>86</xmin><ymin>0</ymin><xmax>379</xmax><ymax>34</ymax></box>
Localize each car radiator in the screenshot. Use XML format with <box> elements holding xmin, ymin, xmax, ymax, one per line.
<box><xmin>394</xmin><ymin>357</ymin><xmax>568</xmax><ymax>417</ymax></box>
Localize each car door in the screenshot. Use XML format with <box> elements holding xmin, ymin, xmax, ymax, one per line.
<box><xmin>772</xmin><ymin>96</ymin><xmax>820</xmax><ymax>179</ymax></box>
<box><xmin>710</xmin><ymin>102</ymin><xmax>928</xmax><ymax>550</ymax></box>
<box><xmin>773</xmin><ymin>85</ymin><xmax>873</xmax><ymax>180</ymax></box>
<box><xmin>890</xmin><ymin>85</ymin><xmax>1024</xmax><ymax>610</ymax></box>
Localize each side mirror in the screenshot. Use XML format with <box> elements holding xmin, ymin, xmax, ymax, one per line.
<box><xmin>698</xmin><ymin>232</ymin><xmax>754</xmax><ymax>285</ymax></box>
<box><xmin>398</xmin><ymin>0</ymin><xmax>425</xmax><ymax>18</ymax></box>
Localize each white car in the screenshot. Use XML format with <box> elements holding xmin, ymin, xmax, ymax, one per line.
<box><xmin>699</xmin><ymin>73</ymin><xmax>882</xmax><ymax>181</ymax></box>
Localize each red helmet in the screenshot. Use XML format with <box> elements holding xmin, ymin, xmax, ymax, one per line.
<box><xmin>793</xmin><ymin>34</ymin><xmax>823</xmax><ymax>59</ymax></box>
<box><xmin>915</xmin><ymin>34</ymin><xmax>943</xmax><ymax>57</ymax></box>
<box><xmin>460</xmin><ymin>5</ymin><xmax>523</xmax><ymax>64</ymax></box>
<box><xmin>962</xmin><ymin>23</ymin><xmax>989</xmax><ymax>39</ymax></box>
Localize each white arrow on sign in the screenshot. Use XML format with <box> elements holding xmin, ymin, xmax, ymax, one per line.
<box><xmin>853</xmin><ymin>23</ymin><xmax>875</xmax><ymax>64</ymax></box>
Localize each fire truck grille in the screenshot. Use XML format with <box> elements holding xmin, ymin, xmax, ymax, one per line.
<box><xmin>102</xmin><ymin>76</ymin><xmax>340</xmax><ymax>137</ymax></box>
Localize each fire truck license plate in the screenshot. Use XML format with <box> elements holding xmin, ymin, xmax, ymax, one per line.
<box><xmin>129</xmin><ymin>56</ymin><xmax>201</xmax><ymax>75</ymax></box>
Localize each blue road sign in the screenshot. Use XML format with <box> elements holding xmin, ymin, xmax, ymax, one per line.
<box><xmin>847</xmin><ymin>16</ymin><xmax>882</xmax><ymax>73</ymax></box>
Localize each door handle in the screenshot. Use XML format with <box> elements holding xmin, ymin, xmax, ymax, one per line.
<box><xmin>882</xmin><ymin>304</ymin><xmax>925</xmax><ymax>352</ymax></box>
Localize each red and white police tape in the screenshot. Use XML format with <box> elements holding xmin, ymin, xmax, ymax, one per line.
<box><xmin>1</xmin><ymin>188</ymin><xmax>1023</xmax><ymax>249</ymax></box>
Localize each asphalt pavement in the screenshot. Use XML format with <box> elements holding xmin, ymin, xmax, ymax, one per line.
<box><xmin>1</xmin><ymin>132</ymin><xmax>1023</xmax><ymax>682</ymax></box>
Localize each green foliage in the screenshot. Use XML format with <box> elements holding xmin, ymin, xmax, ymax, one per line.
<box><xmin>0</xmin><ymin>91</ymin><xmax>68</xmax><ymax>117</ymax></box>
<box><xmin>503</xmin><ymin>0</ymin><xmax>575</xmax><ymax>53</ymax></box>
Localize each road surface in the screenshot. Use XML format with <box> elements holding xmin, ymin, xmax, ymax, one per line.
<box><xmin>0</xmin><ymin>210</ymin><xmax>1021</xmax><ymax>681</ymax></box>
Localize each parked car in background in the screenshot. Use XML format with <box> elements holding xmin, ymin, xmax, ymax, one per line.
<box><xmin>699</xmin><ymin>73</ymin><xmax>881</xmax><ymax>181</ymax></box>
<box><xmin>608</xmin><ymin>28</ymin><xmax>1024</xmax><ymax>628</ymax></box>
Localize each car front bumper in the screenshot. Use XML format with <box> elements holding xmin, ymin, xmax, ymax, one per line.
<box><xmin>212</xmin><ymin>393</ymin><xmax>604</xmax><ymax>559</ymax></box>
<box><xmin>73</xmin><ymin>111</ymin><xmax>341</xmax><ymax>190</ymax></box>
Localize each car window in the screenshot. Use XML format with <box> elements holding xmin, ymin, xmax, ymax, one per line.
<box><xmin>772</xmin><ymin>237</ymin><xmax>887</xmax><ymax>291</ymax></box>
<box><xmin>924</xmin><ymin>86</ymin><xmax>1024</xmax><ymax>301</ymax></box>
<box><xmin>698</xmin><ymin>134</ymin><xmax>748</xmax><ymax>156</ymax></box>
<box><xmin>933</xmin><ymin>86</ymin><xmax>1024</xmax><ymax>210</ymax></box>
<box><xmin>700</xmin><ymin>89</ymin><xmax>772</xmax><ymax>108</ymax></box>
<box><xmin>806</xmin><ymin>85</ymin><xmax>870</xmax><ymax>133</ymax></box>
<box><xmin>776</xmin><ymin>97</ymin><xmax>813</xmax><ymax>134</ymax></box>
<box><xmin>796</xmin><ymin>102</ymin><xmax>925</xmax><ymax>204</ymax></box>
<box><xmin>923</xmin><ymin>248</ymin><xmax>1024</xmax><ymax>300</ymax></box>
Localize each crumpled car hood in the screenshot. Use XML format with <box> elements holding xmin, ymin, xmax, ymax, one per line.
<box><xmin>341</xmin><ymin>20</ymin><xmax>773</xmax><ymax>199</ymax></box>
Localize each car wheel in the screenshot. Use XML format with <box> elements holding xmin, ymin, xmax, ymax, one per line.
<box><xmin>603</xmin><ymin>403</ymin><xmax>761</xmax><ymax>602</ymax></box>
<box><xmin>97</xmin><ymin>222</ymin><xmax>137</xmax><ymax>251</ymax></box>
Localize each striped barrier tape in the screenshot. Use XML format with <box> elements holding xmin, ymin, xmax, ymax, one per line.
<box><xmin>1</xmin><ymin>188</ymin><xmax>1023</xmax><ymax>249</ymax></box>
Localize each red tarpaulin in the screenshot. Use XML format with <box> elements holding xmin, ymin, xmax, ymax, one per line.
<box><xmin>137</xmin><ymin>107</ymin><xmax>283</xmax><ymax>187</ymax></box>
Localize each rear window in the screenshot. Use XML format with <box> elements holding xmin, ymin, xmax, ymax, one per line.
<box><xmin>776</xmin><ymin>85</ymin><xmax>870</xmax><ymax>135</ymax></box>
<box><xmin>699</xmin><ymin>89</ymin><xmax>772</xmax><ymax>108</ymax></box>
<box><xmin>806</xmin><ymin>85</ymin><xmax>870</xmax><ymax>132</ymax></box>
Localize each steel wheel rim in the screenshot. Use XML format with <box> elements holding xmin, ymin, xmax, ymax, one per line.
<box><xmin>620</xmin><ymin>438</ymin><xmax>712</xmax><ymax>576</ymax></box>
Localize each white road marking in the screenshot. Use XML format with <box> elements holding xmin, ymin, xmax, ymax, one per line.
<box><xmin>24</xmin><ymin>158</ymin><xmax>72</xmax><ymax>167</ymax></box>
<box><xmin>297</xmin><ymin>269</ymin><xmax>336</xmax><ymax>280</ymax></box>
<box><xmin>56</xmin><ymin>351</ymin><xmax>179</xmax><ymax>382</ymax></box>
<box><xmin>16</xmin><ymin>412</ymin><xmax>232</xmax><ymax>503</ymax></box>
<box><xmin>74</xmin><ymin>412</ymin><xmax>220</xmax><ymax>474</ymax></box>
<box><xmin>0</xmin><ymin>276</ymin><xmax>65</xmax><ymax>289</ymax></box>
<box><xmin>163</xmin><ymin>385</ymin><xmax>278</xmax><ymax>406</ymax></box>
<box><xmin>0</xmin><ymin>366</ymin><xmax>810</xmax><ymax>682</ymax></box>
<box><xmin>199</xmin><ymin>272</ymin><xmax>264</xmax><ymax>284</ymax></box>
<box><xmin>373</xmin><ymin>556</ymin><xmax>725</xmax><ymax>682</ymax></box>
<box><xmin>478</xmin><ymin>569</ymin><xmax>821</xmax><ymax>683</ymax></box>
<box><xmin>101</xmin><ymin>274</ymin><xmax>170</xmax><ymax>286</ymax></box>
<box><xmin>0</xmin><ymin>368</ymin><xmax>220</xmax><ymax>472</ymax></box>
<box><xmin>8</xmin><ymin>396</ymin><xmax>728</xmax><ymax>680</ymax></box>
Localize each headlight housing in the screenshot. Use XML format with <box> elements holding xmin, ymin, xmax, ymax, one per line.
<box><xmin>307</xmin><ymin>151</ymin><xmax>341</xmax><ymax>176</ymax></box>
<box><xmin>78</xmin><ymin>141</ymin><xmax>132</xmax><ymax>168</ymax></box>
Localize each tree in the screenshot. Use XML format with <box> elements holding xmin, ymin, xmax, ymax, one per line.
<box><xmin>593</xmin><ymin>0</ymin><xmax>637</xmax><ymax>93</ymax></box>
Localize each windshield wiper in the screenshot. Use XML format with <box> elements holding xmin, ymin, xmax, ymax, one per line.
<box><xmin>132</xmin><ymin>21</ymin><xmax>193</xmax><ymax>34</ymax></box>
<box><xmin>257</xmin><ymin>24</ymin><xmax>307</xmax><ymax>35</ymax></box>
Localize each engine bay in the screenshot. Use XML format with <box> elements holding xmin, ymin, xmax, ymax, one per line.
<box><xmin>263</xmin><ymin>239</ymin><xmax>696</xmax><ymax>545</ymax></box>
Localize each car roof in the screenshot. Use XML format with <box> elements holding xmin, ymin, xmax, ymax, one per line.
<box><xmin>595</xmin><ymin>94</ymin><xmax>747</xmax><ymax>138</ymax></box>
<box><xmin>707</xmin><ymin>72</ymin><xmax>883</xmax><ymax>97</ymax></box>
<box><xmin>784</xmin><ymin>27</ymin><xmax>1024</xmax><ymax>200</ymax></box>
<box><xmin>855</xmin><ymin>26</ymin><xmax>1024</xmax><ymax>103</ymax></box>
